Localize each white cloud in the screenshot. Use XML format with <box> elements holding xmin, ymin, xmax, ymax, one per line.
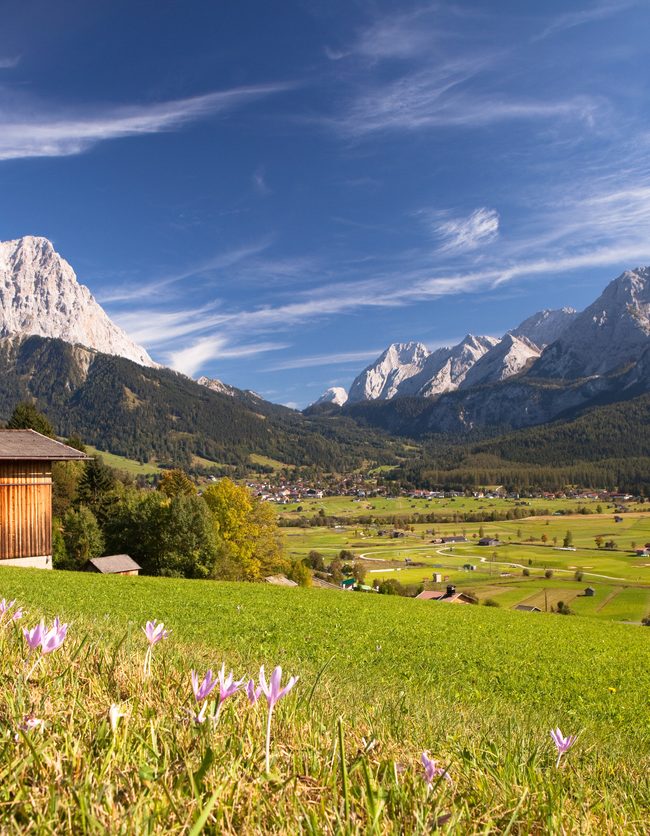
<box><xmin>0</xmin><ymin>83</ymin><xmax>292</xmax><ymax>161</ymax></box>
<box><xmin>99</xmin><ymin>239</ymin><xmax>273</xmax><ymax>303</ymax></box>
<box><xmin>426</xmin><ymin>207</ymin><xmax>500</xmax><ymax>253</ymax></box>
<box><xmin>167</xmin><ymin>336</ymin><xmax>288</xmax><ymax>377</ymax></box>
<box><xmin>266</xmin><ymin>349</ymin><xmax>385</xmax><ymax>371</ymax></box>
<box><xmin>252</xmin><ymin>166</ymin><xmax>271</xmax><ymax>195</ymax></box>
<box><xmin>536</xmin><ymin>0</ymin><xmax>639</xmax><ymax>40</ymax></box>
<box><xmin>0</xmin><ymin>56</ymin><xmax>20</xmax><ymax>69</ymax></box>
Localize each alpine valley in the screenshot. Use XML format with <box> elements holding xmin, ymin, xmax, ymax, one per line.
<box><xmin>2</xmin><ymin>235</ymin><xmax>650</xmax><ymax>488</ymax></box>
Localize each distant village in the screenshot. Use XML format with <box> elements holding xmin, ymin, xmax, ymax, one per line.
<box><xmin>245</xmin><ymin>475</ymin><xmax>636</xmax><ymax>506</ymax></box>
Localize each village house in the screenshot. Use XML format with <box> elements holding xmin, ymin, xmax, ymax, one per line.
<box><xmin>84</xmin><ymin>554</ymin><xmax>141</xmax><ymax>576</ymax></box>
<box><xmin>0</xmin><ymin>430</ymin><xmax>87</xmax><ymax>569</ymax></box>
<box><xmin>416</xmin><ymin>585</ymin><xmax>477</xmax><ymax>604</ymax></box>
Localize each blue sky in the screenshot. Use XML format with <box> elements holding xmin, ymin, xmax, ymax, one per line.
<box><xmin>1</xmin><ymin>0</ymin><xmax>650</xmax><ymax>407</ymax></box>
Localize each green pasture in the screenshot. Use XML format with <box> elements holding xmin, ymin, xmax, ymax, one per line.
<box><xmin>85</xmin><ymin>445</ymin><xmax>161</xmax><ymax>476</ymax></box>
<box><xmin>278</xmin><ymin>494</ymin><xmax>611</xmax><ymax>520</ymax></box>
<box><xmin>280</xmin><ymin>508</ymin><xmax>650</xmax><ymax>622</ymax></box>
<box><xmin>0</xmin><ymin>567</ymin><xmax>648</xmax><ymax>830</ymax></box>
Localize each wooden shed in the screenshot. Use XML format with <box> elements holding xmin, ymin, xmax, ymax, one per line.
<box><xmin>84</xmin><ymin>554</ymin><xmax>140</xmax><ymax>576</ymax></box>
<box><xmin>0</xmin><ymin>430</ymin><xmax>87</xmax><ymax>569</ymax></box>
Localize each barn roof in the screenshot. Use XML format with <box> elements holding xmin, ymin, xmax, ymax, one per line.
<box><xmin>87</xmin><ymin>554</ymin><xmax>141</xmax><ymax>574</ymax></box>
<box><xmin>0</xmin><ymin>430</ymin><xmax>89</xmax><ymax>461</ymax></box>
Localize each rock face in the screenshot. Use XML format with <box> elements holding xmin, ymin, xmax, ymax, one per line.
<box><xmin>460</xmin><ymin>334</ymin><xmax>540</xmax><ymax>390</ymax></box>
<box><xmin>346</xmin><ymin>335</ymin><xmax>500</xmax><ymax>402</ymax></box>
<box><xmin>532</xmin><ymin>268</ymin><xmax>650</xmax><ymax>379</ymax></box>
<box><xmin>510</xmin><ymin>307</ymin><xmax>577</xmax><ymax>348</ymax></box>
<box><xmin>197</xmin><ymin>376</ymin><xmax>237</xmax><ymax>397</ymax></box>
<box><xmin>0</xmin><ymin>236</ymin><xmax>154</xmax><ymax>367</ymax></box>
<box><xmin>347</xmin><ymin>342</ymin><xmax>431</xmax><ymax>402</ymax></box>
<box><xmin>311</xmin><ymin>386</ymin><xmax>348</xmax><ymax>407</ymax></box>
<box><xmin>416</xmin><ymin>335</ymin><xmax>500</xmax><ymax>397</ymax></box>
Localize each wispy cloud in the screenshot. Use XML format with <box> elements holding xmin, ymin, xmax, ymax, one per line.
<box><xmin>0</xmin><ymin>56</ymin><xmax>20</xmax><ymax>69</ymax></box>
<box><xmin>252</xmin><ymin>166</ymin><xmax>271</xmax><ymax>195</ymax></box>
<box><xmin>0</xmin><ymin>83</ymin><xmax>292</xmax><ymax>161</ymax></box>
<box><xmin>99</xmin><ymin>239</ymin><xmax>273</xmax><ymax>303</ymax></box>
<box><xmin>536</xmin><ymin>0</ymin><xmax>638</xmax><ymax>40</ymax></box>
<box><xmin>353</xmin><ymin>7</ymin><xmax>439</xmax><ymax>62</ymax></box>
<box><xmin>423</xmin><ymin>207</ymin><xmax>499</xmax><ymax>253</ymax></box>
<box><xmin>330</xmin><ymin>72</ymin><xmax>599</xmax><ymax>136</ymax></box>
<box><xmin>266</xmin><ymin>348</ymin><xmax>384</xmax><ymax>371</ymax></box>
<box><xmin>167</xmin><ymin>337</ymin><xmax>288</xmax><ymax>377</ymax></box>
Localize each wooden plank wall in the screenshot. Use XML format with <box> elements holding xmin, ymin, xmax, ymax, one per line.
<box><xmin>0</xmin><ymin>461</ymin><xmax>52</xmax><ymax>560</ymax></box>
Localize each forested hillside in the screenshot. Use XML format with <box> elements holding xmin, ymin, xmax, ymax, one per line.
<box><xmin>395</xmin><ymin>393</ymin><xmax>650</xmax><ymax>492</ymax></box>
<box><xmin>0</xmin><ymin>336</ymin><xmax>408</xmax><ymax>471</ymax></box>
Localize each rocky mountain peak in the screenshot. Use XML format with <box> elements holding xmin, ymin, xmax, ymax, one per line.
<box><xmin>0</xmin><ymin>235</ymin><xmax>154</xmax><ymax>367</ymax></box>
<box><xmin>311</xmin><ymin>386</ymin><xmax>349</xmax><ymax>407</ymax></box>
<box><xmin>532</xmin><ymin>267</ymin><xmax>650</xmax><ymax>379</ymax></box>
<box><xmin>347</xmin><ymin>342</ymin><xmax>432</xmax><ymax>402</ymax></box>
<box><xmin>510</xmin><ymin>307</ymin><xmax>577</xmax><ymax>348</ymax></box>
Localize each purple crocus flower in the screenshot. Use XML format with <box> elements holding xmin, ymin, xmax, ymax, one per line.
<box><xmin>23</xmin><ymin>620</ymin><xmax>44</xmax><ymax>652</ymax></box>
<box><xmin>143</xmin><ymin>620</ymin><xmax>170</xmax><ymax>646</ymax></box>
<box><xmin>0</xmin><ymin>598</ymin><xmax>16</xmax><ymax>615</ymax></box>
<box><xmin>550</xmin><ymin>728</ymin><xmax>577</xmax><ymax>767</ymax></box>
<box><xmin>40</xmin><ymin>617</ymin><xmax>67</xmax><ymax>654</ymax></box>
<box><xmin>259</xmin><ymin>665</ymin><xmax>298</xmax><ymax>710</ymax></box>
<box><xmin>259</xmin><ymin>665</ymin><xmax>299</xmax><ymax>772</ymax></box>
<box><xmin>421</xmin><ymin>752</ymin><xmax>452</xmax><ymax>787</ymax></box>
<box><xmin>246</xmin><ymin>678</ymin><xmax>262</xmax><ymax>705</ymax></box>
<box><xmin>217</xmin><ymin>664</ymin><xmax>244</xmax><ymax>704</ymax></box>
<box><xmin>142</xmin><ymin>619</ymin><xmax>170</xmax><ymax>678</ymax></box>
<box><xmin>191</xmin><ymin>669</ymin><xmax>218</xmax><ymax>702</ymax></box>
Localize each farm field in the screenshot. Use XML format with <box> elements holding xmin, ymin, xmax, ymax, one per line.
<box><xmin>280</xmin><ymin>501</ymin><xmax>650</xmax><ymax>623</ymax></box>
<box><xmin>0</xmin><ymin>567</ymin><xmax>647</xmax><ymax>832</ymax></box>
<box><xmin>278</xmin><ymin>494</ymin><xmax>616</xmax><ymax>520</ymax></box>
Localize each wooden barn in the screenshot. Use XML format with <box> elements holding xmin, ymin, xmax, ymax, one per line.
<box><xmin>0</xmin><ymin>430</ymin><xmax>87</xmax><ymax>569</ymax></box>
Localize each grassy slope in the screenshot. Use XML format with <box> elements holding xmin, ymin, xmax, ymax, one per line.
<box><xmin>1</xmin><ymin>568</ymin><xmax>648</xmax><ymax>831</ymax></box>
<box><xmin>85</xmin><ymin>444</ymin><xmax>162</xmax><ymax>475</ymax></box>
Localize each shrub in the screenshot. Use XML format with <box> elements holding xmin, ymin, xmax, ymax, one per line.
<box><xmin>544</xmin><ymin>569</ymin><xmax>553</xmax><ymax>579</ymax></box>
<box><xmin>484</xmin><ymin>599</ymin><xmax>500</xmax><ymax>607</ymax></box>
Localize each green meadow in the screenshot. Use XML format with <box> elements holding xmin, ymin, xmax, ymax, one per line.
<box><xmin>281</xmin><ymin>500</ymin><xmax>650</xmax><ymax>623</ymax></box>
<box><xmin>0</xmin><ymin>567</ymin><xmax>648</xmax><ymax>832</ymax></box>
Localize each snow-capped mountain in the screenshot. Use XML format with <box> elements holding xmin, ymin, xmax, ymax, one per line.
<box><xmin>346</xmin><ymin>335</ymin><xmax>500</xmax><ymax>402</ymax></box>
<box><xmin>311</xmin><ymin>386</ymin><xmax>349</xmax><ymax>407</ymax></box>
<box><xmin>347</xmin><ymin>342</ymin><xmax>431</xmax><ymax>402</ymax></box>
<box><xmin>0</xmin><ymin>235</ymin><xmax>154</xmax><ymax>367</ymax></box>
<box><xmin>460</xmin><ymin>333</ymin><xmax>540</xmax><ymax>389</ymax></box>
<box><xmin>197</xmin><ymin>376</ymin><xmax>238</xmax><ymax>397</ymax></box>
<box><xmin>510</xmin><ymin>307</ymin><xmax>577</xmax><ymax>348</ymax></box>
<box><xmin>416</xmin><ymin>335</ymin><xmax>500</xmax><ymax>397</ymax></box>
<box><xmin>532</xmin><ymin>268</ymin><xmax>650</xmax><ymax>379</ymax></box>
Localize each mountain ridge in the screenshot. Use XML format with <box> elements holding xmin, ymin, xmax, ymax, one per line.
<box><xmin>0</xmin><ymin>236</ymin><xmax>154</xmax><ymax>367</ymax></box>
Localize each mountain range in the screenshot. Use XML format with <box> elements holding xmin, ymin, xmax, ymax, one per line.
<box><xmin>308</xmin><ymin>268</ymin><xmax>650</xmax><ymax>439</ymax></box>
<box><xmin>1</xmin><ymin>234</ymin><xmax>650</xmax><ymax>470</ymax></box>
<box><xmin>314</xmin><ymin>307</ymin><xmax>580</xmax><ymax>406</ymax></box>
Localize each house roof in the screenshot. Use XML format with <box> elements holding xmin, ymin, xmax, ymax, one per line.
<box><xmin>416</xmin><ymin>590</ymin><xmax>446</xmax><ymax>600</ymax></box>
<box><xmin>311</xmin><ymin>576</ymin><xmax>341</xmax><ymax>591</ymax></box>
<box><xmin>515</xmin><ymin>604</ymin><xmax>541</xmax><ymax>612</ymax></box>
<box><xmin>87</xmin><ymin>554</ymin><xmax>140</xmax><ymax>574</ymax></box>
<box><xmin>264</xmin><ymin>574</ymin><xmax>298</xmax><ymax>587</ymax></box>
<box><xmin>0</xmin><ymin>430</ymin><xmax>89</xmax><ymax>461</ymax></box>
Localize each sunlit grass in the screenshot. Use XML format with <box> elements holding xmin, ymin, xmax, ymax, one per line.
<box><xmin>0</xmin><ymin>568</ymin><xmax>648</xmax><ymax>831</ymax></box>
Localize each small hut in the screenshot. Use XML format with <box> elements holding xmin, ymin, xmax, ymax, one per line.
<box><xmin>85</xmin><ymin>555</ymin><xmax>140</xmax><ymax>576</ymax></box>
<box><xmin>0</xmin><ymin>430</ymin><xmax>87</xmax><ymax>568</ymax></box>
